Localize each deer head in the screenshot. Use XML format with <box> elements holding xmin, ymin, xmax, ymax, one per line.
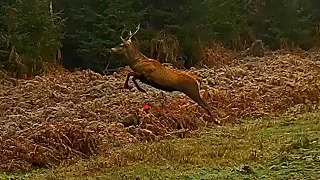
<box><xmin>111</xmin><ymin>24</ymin><xmax>141</xmax><ymax>60</ymax></box>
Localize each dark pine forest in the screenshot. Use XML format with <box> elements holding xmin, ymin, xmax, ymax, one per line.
<box><xmin>1</xmin><ymin>0</ymin><xmax>320</xmax><ymax>77</ymax></box>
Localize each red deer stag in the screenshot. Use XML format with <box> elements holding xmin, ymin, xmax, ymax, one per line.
<box><xmin>110</xmin><ymin>24</ymin><xmax>221</xmax><ymax>125</ymax></box>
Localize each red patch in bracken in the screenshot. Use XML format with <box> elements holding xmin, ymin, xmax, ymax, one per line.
<box><xmin>143</xmin><ymin>103</ymin><xmax>150</xmax><ymax>110</ymax></box>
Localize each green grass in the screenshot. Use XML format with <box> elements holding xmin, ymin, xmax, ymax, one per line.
<box><xmin>1</xmin><ymin>111</ymin><xmax>320</xmax><ymax>180</ymax></box>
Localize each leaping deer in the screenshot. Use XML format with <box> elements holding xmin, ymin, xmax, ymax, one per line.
<box><xmin>110</xmin><ymin>24</ymin><xmax>221</xmax><ymax>125</ymax></box>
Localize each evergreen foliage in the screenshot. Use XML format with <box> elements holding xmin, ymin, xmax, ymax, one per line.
<box><xmin>0</xmin><ymin>0</ymin><xmax>320</xmax><ymax>76</ymax></box>
<box><xmin>0</xmin><ymin>0</ymin><xmax>64</xmax><ymax>77</ymax></box>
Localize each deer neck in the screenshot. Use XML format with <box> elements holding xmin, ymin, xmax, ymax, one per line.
<box><xmin>126</xmin><ymin>48</ymin><xmax>148</xmax><ymax>67</ymax></box>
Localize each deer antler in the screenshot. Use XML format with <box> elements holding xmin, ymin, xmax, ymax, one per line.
<box><xmin>120</xmin><ymin>28</ymin><xmax>126</xmax><ymax>42</ymax></box>
<box><xmin>128</xmin><ymin>23</ymin><xmax>140</xmax><ymax>40</ymax></box>
<box><xmin>119</xmin><ymin>24</ymin><xmax>140</xmax><ymax>42</ymax></box>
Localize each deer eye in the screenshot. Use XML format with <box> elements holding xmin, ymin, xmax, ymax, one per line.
<box><xmin>121</xmin><ymin>42</ymin><xmax>129</xmax><ymax>47</ymax></box>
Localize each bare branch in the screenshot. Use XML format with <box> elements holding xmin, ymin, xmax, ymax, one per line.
<box><xmin>102</xmin><ymin>60</ymin><xmax>110</xmax><ymax>76</ymax></box>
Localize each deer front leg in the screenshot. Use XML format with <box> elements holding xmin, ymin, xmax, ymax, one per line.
<box><xmin>132</xmin><ymin>76</ymin><xmax>147</xmax><ymax>93</ymax></box>
<box><xmin>124</xmin><ymin>72</ymin><xmax>136</xmax><ymax>90</ymax></box>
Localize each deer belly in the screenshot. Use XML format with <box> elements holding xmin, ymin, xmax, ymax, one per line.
<box><xmin>139</xmin><ymin>77</ymin><xmax>176</xmax><ymax>92</ymax></box>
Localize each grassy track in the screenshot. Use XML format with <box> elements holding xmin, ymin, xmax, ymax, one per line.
<box><xmin>1</xmin><ymin>111</ymin><xmax>320</xmax><ymax>180</ymax></box>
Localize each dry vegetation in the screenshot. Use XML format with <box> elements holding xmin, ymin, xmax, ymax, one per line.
<box><xmin>150</xmin><ymin>30</ymin><xmax>182</xmax><ymax>68</ymax></box>
<box><xmin>1</xmin><ymin>49</ymin><xmax>320</xmax><ymax>172</ymax></box>
<box><xmin>196</xmin><ymin>41</ymin><xmax>236</xmax><ymax>68</ymax></box>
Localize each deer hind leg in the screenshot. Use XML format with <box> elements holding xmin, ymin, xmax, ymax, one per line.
<box><xmin>132</xmin><ymin>76</ymin><xmax>147</xmax><ymax>93</ymax></box>
<box><xmin>183</xmin><ymin>85</ymin><xmax>221</xmax><ymax>125</ymax></box>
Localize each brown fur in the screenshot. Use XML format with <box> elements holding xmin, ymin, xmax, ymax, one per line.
<box><xmin>111</xmin><ymin>25</ymin><xmax>221</xmax><ymax>125</ymax></box>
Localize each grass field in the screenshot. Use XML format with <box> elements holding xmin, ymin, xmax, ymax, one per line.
<box><xmin>1</xmin><ymin>109</ymin><xmax>319</xmax><ymax>180</ymax></box>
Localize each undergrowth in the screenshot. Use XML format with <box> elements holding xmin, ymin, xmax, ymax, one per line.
<box><xmin>1</xmin><ymin>50</ymin><xmax>320</xmax><ymax>172</ymax></box>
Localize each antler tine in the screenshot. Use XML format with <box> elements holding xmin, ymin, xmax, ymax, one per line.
<box><xmin>132</xmin><ymin>23</ymin><xmax>141</xmax><ymax>36</ymax></box>
<box><xmin>128</xmin><ymin>23</ymin><xmax>141</xmax><ymax>40</ymax></box>
<box><xmin>120</xmin><ymin>28</ymin><xmax>126</xmax><ymax>42</ymax></box>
